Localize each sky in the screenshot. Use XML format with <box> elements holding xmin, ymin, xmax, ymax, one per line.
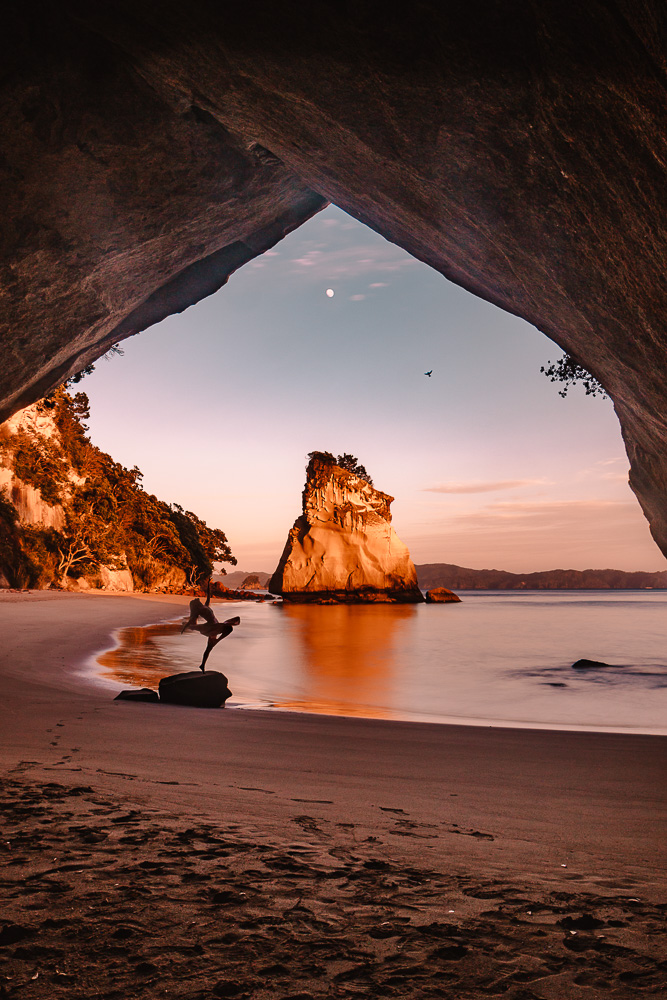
<box><xmin>79</xmin><ymin>205</ymin><xmax>667</xmax><ymax>575</ymax></box>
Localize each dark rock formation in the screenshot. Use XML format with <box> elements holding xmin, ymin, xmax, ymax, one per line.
<box><xmin>425</xmin><ymin>588</ymin><xmax>462</xmax><ymax>604</ymax></box>
<box><xmin>158</xmin><ymin>670</ymin><xmax>232</xmax><ymax>708</ymax></box>
<box><xmin>209</xmin><ymin>582</ymin><xmax>266</xmax><ymax>601</ymax></box>
<box><xmin>240</xmin><ymin>574</ymin><xmax>262</xmax><ymax>590</ymax></box>
<box><xmin>571</xmin><ymin>659</ymin><xmax>614</xmax><ymax>671</ymax></box>
<box><xmin>417</xmin><ymin>564</ymin><xmax>667</xmax><ymax>591</ymax></box>
<box><xmin>214</xmin><ymin>571</ymin><xmax>272</xmax><ymax>590</ymax></box>
<box><xmin>1</xmin><ymin>6</ymin><xmax>666</xmax><ymax>557</ymax></box>
<box><xmin>269</xmin><ymin>453</ymin><xmax>423</xmax><ymax>603</ymax></box>
<box><xmin>114</xmin><ymin>688</ymin><xmax>159</xmax><ymax>703</ymax></box>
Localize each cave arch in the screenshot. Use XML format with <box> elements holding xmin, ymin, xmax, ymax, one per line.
<box><xmin>1</xmin><ymin>3</ymin><xmax>666</xmax><ymax>552</ymax></box>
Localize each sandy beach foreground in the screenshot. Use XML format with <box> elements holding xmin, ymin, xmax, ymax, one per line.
<box><xmin>0</xmin><ymin>591</ymin><xmax>665</xmax><ymax>998</ymax></box>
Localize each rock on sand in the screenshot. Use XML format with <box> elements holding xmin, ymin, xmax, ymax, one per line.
<box><xmin>158</xmin><ymin>670</ymin><xmax>232</xmax><ymax>708</ymax></box>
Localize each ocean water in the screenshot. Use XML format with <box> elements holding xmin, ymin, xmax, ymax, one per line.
<box><xmin>96</xmin><ymin>591</ymin><xmax>667</xmax><ymax>734</ymax></box>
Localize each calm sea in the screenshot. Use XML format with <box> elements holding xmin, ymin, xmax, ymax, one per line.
<box><xmin>95</xmin><ymin>591</ymin><xmax>667</xmax><ymax>735</ymax></box>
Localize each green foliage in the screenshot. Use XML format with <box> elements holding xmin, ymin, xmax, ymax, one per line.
<box><xmin>0</xmin><ymin>489</ymin><xmax>59</xmax><ymax>588</ymax></box>
<box><xmin>167</xmin><ymin>504</ymin><xmax>237</xmax><ymax>584</ymax></box>
<box><xmin>540</xmin><ymin>355</ymin><xmax>608</xmax><ymax>399</ymax></box>
<box><xmin>308</xmin><ymin>451</ymin><xmax>374</xmax><ymax>486</ymax></box>
<box><xmin>11</xmin><ymin>433</ymin><xmax>69</xmax><ymax>505</ymax></box>
<box><xmin>19</xmin><ymin>526</ymin><xmax>61</xmax><ymax>588</ymax></box>
<box><xmin>44</xmin><ymin>343</ymin><xmax>125</xmax><ymax>392</ymax></box>
<box><xmin>0</xmin><ymin>386</ymin><xmax>236</xmax><ymax>589</ymax></box>
<box><xmin>0</xmin><ymin>488</ymin><xmax>23</xmax><ymax>585</ymax></box>
<box><xmin>335</xmin><ymin>453</ymin><xmax>373</xmax><ymax>485</ymax></box>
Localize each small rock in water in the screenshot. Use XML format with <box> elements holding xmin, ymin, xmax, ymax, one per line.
<box><xmin>158</xmin><ymin>670</ymin><xmax>232</xmax><ymax>708</ymax></box>
<box><xmin>114</xmin><ymin>688</ymin><xmax>159</xmax><ymax>703</ymax></box>
<box><xmin>425</xmin><ymin>587</ymin><xmax>461</xmax><ymax>603</ymax></box>
<box><xmin>571</xmin><ymin>658</ymin><xmax>614</xmax><ymax>670</ymax></box>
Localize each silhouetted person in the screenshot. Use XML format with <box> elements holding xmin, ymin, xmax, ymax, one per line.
<box><xmin>181</xmin><ymin>579</ymin><xmax>240</xmax><ymax>670</ymax></box>
<box><xmin>181</xmin><ymin>578</ymin><xmax>217</xmax><ymax>631</ymax></box>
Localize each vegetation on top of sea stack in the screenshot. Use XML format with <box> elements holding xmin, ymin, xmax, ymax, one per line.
<box><xmin>307</xmin><ymin>451</ymin><xmax>373</xmax><ymax>485</ymax></box>
<box><xmin>0</xmin><ymin>387</ymin><xmax>236</xmax><ymax>590</ymax></box>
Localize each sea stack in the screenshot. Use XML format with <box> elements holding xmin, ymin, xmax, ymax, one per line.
<box><xmin>269</xmin><ymin>453</ymin><xmax>424</xmax><ymax>603</ymax></box>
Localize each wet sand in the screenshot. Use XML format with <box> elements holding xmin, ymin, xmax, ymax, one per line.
<box><xmin>0</xmin><ymin>590</ymin><xmax>665</xmax><ymax>998</ymax></box>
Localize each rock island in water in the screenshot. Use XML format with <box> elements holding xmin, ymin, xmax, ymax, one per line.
<box><xmin>269</xmin><ymin>452</ymin><xmax>423</xmax><ymax>603</ymax></box>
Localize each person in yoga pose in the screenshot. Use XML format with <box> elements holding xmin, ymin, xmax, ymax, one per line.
<box><xmin>181</xmin><ymin>579</ymin><xmax>240</xmax><ymax>671</ymax></box>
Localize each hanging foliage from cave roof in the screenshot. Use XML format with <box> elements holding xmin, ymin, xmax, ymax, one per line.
<box><xmin>540</xmin><ymin>355</ymin><xmax>608</xmax><ymax>399</ymax></box>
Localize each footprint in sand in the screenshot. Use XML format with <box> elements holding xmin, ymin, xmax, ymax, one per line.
<box><xmin>290</xmin><ymin>798</ymin><xmax>333</xmax><ymax>804</ymax></box>
<box><xmin>448</xmin><ymin>826</ymin><xmax>495</xmax><ymax>841</ymax></box>
<box><xmin>293</xmin><ymin>815</ymin><xmax>321</xmax><ymax>834</ymax></box>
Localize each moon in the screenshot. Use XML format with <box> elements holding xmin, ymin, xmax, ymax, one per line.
<box><xmin>325</xmin><ymin>288</ymin><xmax>335</xmax><ymax>297</ymax></box>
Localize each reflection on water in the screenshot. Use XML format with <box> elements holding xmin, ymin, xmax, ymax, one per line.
<box><xmin>97</xmin><ymin>603</ymin><xmax>418</xmax><ymax>720</ymax></box>
<box><xmin>95</xmin><ymin>593</ymin><xmax>667</xmax><ymax>731</ymax></box>
<box><xmin>274</xmin><ymin>603</ymin><xmax>417</xmax><ymax>718</ymax></box>
<box><xmin>98</xmin><ymin>621</ymin><xmax>187</xmax><ymax>688</ymax></box>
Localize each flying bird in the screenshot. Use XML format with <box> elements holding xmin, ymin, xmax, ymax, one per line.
<box><xmin>424</xmin><ymin>370</ymin><xmax>433</xmax><ymax>377</ymax></box>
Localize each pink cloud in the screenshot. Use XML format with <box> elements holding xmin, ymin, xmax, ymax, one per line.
<box><xmin>424</xmin><ymin>479</ymin><xmax>548</xmax><ymax>494</ymax></box>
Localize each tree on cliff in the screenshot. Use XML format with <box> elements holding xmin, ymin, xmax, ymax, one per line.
<box><xmin>167</xmin><ymin>504</ymin><xmax>236</xmax><ymax>583</ymax></box>
<box><xmin>0</xmin><ymin>386</ymin><xmax>236</xmax><ymax>589</ymax></box>
<box><xmin>540</xmin><ymin>355</ymin><xmax>608</xmax><ymax>399</ymax></box>
<box><xmin>308</xmin><ymin>451</ymin><xmax>373</xmax><ymax>485</ymax></box>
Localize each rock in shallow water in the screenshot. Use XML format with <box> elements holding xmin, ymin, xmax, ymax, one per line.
<box><xmin>425</xmin><ymin>587</ymin><xmax>461</xmax><ymax>603</ymax></box>
<box><xmin>114</xmin><ymin>688</ymin><xmax>159</xmax><ymax>703</ymax></box>
<box><xmin>269</xmin><ymin>453</ymin><xmax>424</xmax><ymax>603</ymax></box>
<box><xmin>158</xmin><ymin>671</ymin><xmax>232</xmax><ymax>708</ymax></box>
<box><xmin>571</xmin><ymin>658</ymin><xmax>614</xmax><ymax>670</ymax></box>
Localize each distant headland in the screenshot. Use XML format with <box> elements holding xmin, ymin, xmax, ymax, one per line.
<box><xmin>223</xmin><ymin>564</ymin><xmax>667</xmax><ymax>592</ymax></box>
<box><xmin>415</xmin><ymin>563</ymin><xmax>667</xmax><ymax>590</ymax></box>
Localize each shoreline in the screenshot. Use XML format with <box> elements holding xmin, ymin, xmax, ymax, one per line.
<box><xmin>86</xmin><ymin>590</ymin><xmax>667</xmax><ymax>738</ymax></box>
<box><xmin>1</xmin><ymin>590</ymin><xmax>665</xmax><ymax>997</ymax></box>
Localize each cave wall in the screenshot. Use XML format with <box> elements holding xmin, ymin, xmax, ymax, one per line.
<box><xmin>2</xmin><ymin>2</ymin><xmax>667</xmax><ymax>553</ymax></box>
<box><xmin>0</xmin><ymin>4</ymin><xmax>326</xmax><ymax>417</ymax></box>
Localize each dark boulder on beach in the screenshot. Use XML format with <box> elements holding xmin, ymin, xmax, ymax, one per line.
<box><xmin>425</xmin><ymin>587</ymin><xmax>461</xmax><ymax>604</ymax></box>
<box><xmin>114</xmin><ymin>688</ymin><xmax>159</xmax><ymax>703</ymax></box>
<box><xmin>571</xmin><ymin>659</ymin><xmax>614</xmax><ymax>670</ymax></box>
<box><xmin>158</xmin><ymin>671</ymin><xmax>232</xmax><ymax>708</ymax></box>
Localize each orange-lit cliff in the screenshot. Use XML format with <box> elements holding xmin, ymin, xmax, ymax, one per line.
<box><xmin>269</xmin><ymin>454</ymin><xmax>423</xmax><ymax>603</ymax></box>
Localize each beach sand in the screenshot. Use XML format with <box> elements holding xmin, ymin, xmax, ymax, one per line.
<box><xmin>0</xmin><ymin>591</ymin><xmax>665</xmax><ymax>998</ymax></box>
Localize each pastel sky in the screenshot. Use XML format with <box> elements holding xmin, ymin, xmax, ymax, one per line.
<box><xmin>80</xmin><ymin>205</ymin><xmax>667</xmax><ymax>575</ymax></box>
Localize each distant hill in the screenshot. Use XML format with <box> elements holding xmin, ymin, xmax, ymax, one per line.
<box><xmin>415</xmin><ymin>563</ymin><xmax>667</xmax><ymax>590</ymax></box>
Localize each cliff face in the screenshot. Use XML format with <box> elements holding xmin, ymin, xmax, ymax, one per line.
<box><xmin>0</xmin><ymin>407</ymin><xmax>67</xmax><ymax>531</ymax></box>
<box><xmin>269</xmin><ymin>456</ymin><xmax>423</xmax><ymax>603</ymax></box>
<box><xmin>0</xmin><ymin>390</ymin><xmax>234</xmax><ymax>590</ymax></box>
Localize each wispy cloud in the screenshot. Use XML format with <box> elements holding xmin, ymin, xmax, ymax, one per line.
<box><xmin>287</xmin><ymin>244</ymin><xmax>417</xmax><ymax>281</ymax></box>
<box><xmin>459</xmin><ymin>499</ymin><xmax>635</xmax><ymax>525</ymax></box>
<box><xmin>423</xmin><ymin>479</ymin><xmax>549</xmax><ymax>494</ymax></box>
<box><xmin>369</xmin><ymin>282</ymin><xmax>389</xmax><ymax>288</ymax></box>
<box><xmin>405</xmin><ymin>499</ymin><xmax>664</xmax><ymax>571</ymax></box>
